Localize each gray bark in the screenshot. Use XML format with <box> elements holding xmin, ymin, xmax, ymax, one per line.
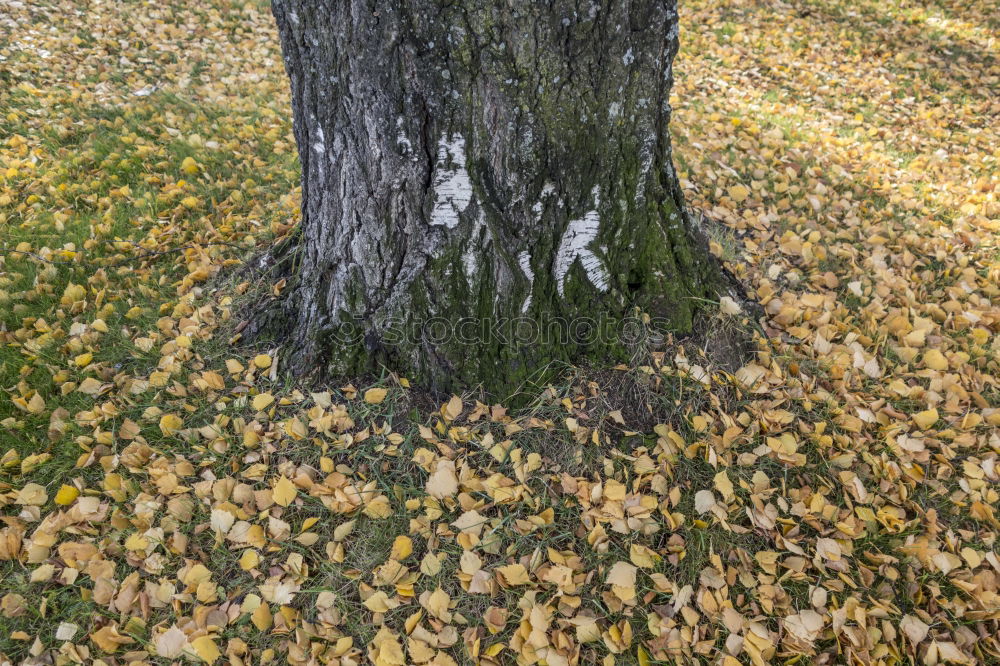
<box><xmin>264</xmin><ymin>0</ymin><xmax>724</xmax><ymax>393</ymax></box>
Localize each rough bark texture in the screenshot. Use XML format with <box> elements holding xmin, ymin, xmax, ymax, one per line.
<box><xmin>264</xmin><ymin>0</ymin><xmax>726</xmax><ymax>394</ymax></box>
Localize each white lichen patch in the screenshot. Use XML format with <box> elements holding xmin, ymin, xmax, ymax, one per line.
<box><xmin>532</xmin><ymin>182</ymin><xmax>557</xmax><ymax>217</ymax></box>
<box><xmin>554</xmin><ymin>187</ymin><xmax>610</xmax><ymax>296</ymax></box>
<box><xmin>462</xmin><ymin>209</ymin><xmax>486</xmax><ymax>283</ymax></box>
<box><xmin>430</xmin><ymin>134</ymin><xmax>473</xmax><ymax>228</ymax></box>
<box><xmin>396</xmin><ymin>116</ymin><xmax>412</xmax><ymax>154</ymax></box>
<box><xmin>518</xmin><ymin>251</ymin><xmax>534</xmax><ymax>312</ymax></box>
<box><xmin>634</xmin><ymin>135</ymin><xmax>655</xmax><ymax>202</ymax></box>
<box><xmin>312</xmin><ymin>123</ymin><xmax>325</xmax><ymax>154</ymax></box>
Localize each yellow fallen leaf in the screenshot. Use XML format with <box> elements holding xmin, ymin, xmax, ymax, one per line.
<box><xmin>190</xmin><ymin>635</ymin><xmax>221</xmax><ymax>663</ymax></box>
<box><xmin>77</xmin><ymin>377</ymin><xmax>105</xmax><ymax>396</ymax></box>
<box><xmin>714</xmin><ymin>470</ymin><xmax>735</xmax><ymax>502</ymax></box>
<box><xmin>604</xmin><ymin>479</ymin><xmax>627</xmax><ymax>501</ymax></box>
<box><xmin>159</xmin><ymin>413</ymin><xmax>183</xmax><ymax>436</ymax></box>
<box><xmin>363</xmin><ymin>590</ymin><xmax>399</xmax><ymax>613</ymax></box>
<box><xmin>74</xmin><ymin>352</ymin><xmax>93</xmax><ymax>367</ymax></box>
<box><xmin>125</xmin><ymin>532</ymin><xmax>149</xmax><ymax>551</ymax></box>
<box><xmin>31</xmin><ymin>564</ymin><xmax>55</xmax><ymax>582</ymax></box>
<box><xmin>443</xmin><ymin>395</ymin><xmax>463</xmax><ymax>420</ymax></box>
<box><xmin>390</xmin><ymin>535</ymin><xmax>413</xmax><ymax>561</ymax></box>
<box><xmin>251</xmin><ymin>603</ymin><xmax>272</xmax><ymax>631</ymax></box>
<box><xmin>371</xmin><ymin>627</ymin><xmax>405</xmax><ymax>665</ymax></box>
<box><xmin>183</xmin><ymin>563</ymin><xmax>212</xmax><ymax>586</ymax></box>
<box><xmin>54</xmin><ymin>485</ymin><xmax>80</xmax><ymax>505</ymax></box>
<box><xmin>606</xmin><ymin>561</ymin><xmax>637</xmax><ymax>587</ymax></box>
<box><xmin>180</xmin><ymin>156</ymin><xmax>200</xmax><ymax>175</ymax></box>
<box><xmin>253</xmin><ymin>354</ymin><xmax>272</xmax><ymax>369</ymax></box>
<box><xmin>629</xmin><ymin>544</ymin><xmax>662</xmax><ymax>569</ymax></box>
<box><xmin>364</xmin><ymin>495</ymin><xmax>393</xmax><ymax>518</ymax></box>
<box><xmin>496</xmin><ymin>563</ymin><xmax>531</xmax><ymax>585</ymax></box>
<box><xmin>922</xmin><ymin>349</ymin><xmax>948</xmax><ymax>371</ymax></box>
<box><xmin>26</xmin><ymin>393</ymin><xmax>45</xmax><ymax>414</ymax></box>
<box><xmin>728</xmin><ymin>183</ymin><xmax>749</xmax><ymax>202</ymax></box>
<box><xmin>364</xmin><ymin>387</ymin><xmax>388</xmax><ymax>404</ymax></box>
<box><xmin>912</xmin><ymin>408</ymin><xmax>939</xmax><ymax>430</ymax></box>
<box><xmin>421</xmin><ymin>552</ymin><xmax>442</xmax><ymax>576</ymax></box>
<box><xmin>90</xmin><ymin>624</ymin><xmax>133</xmax><ymax>653</ymax></box>
<box><xmin>252</xmin><ymin>392</ymin><xmax>274</xmax><ymax>410</ymax></box>
<box><xmin>240</xmin><ymin>550</ymin><xmax>260</xmax><ymax>571</ymax></box>
<box><xmin>272</xmin><ymin>476</ymin><xmax>297</xmax><ymax>507</ymax></box>
<box><xmin>283</xmin><ymin>417</ymin><xmax>307</xmax><ymax>439</ymax></box>
<box><xmin>16</xmin><ymin>483</ymin><xmax>47</xmax><ymax>506</ymax></box>
<box><xmin>333</xmin><ymin>520</ymin><xmax>356</xmax><ymax>541</ymax></box>
<box><xmin>333</xmin><ymin>636</ymin><xmax>353</xmax><ymax>656</ymax></box>
<box><xmin>423</xmin><ymin>587</ymin><xmax>452</xmax><ymax>621</ymax></box>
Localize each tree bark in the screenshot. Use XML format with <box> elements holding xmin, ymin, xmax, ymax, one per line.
<box><xmin>264</xmin><ymin>0</ymin><xmax>726</xmax><ymax>394</ymax></box>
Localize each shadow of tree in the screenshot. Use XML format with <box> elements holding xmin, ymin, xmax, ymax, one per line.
<box><xmin>788</xmin><ymin>0</ymin><xmax>998</xmax><ymax>95</ymax></box>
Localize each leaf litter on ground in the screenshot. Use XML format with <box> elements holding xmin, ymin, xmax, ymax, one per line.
<box><xmin>0</xmin><ymin>0</ymin><xmax>998</xmax><ymax>664</ymax></box>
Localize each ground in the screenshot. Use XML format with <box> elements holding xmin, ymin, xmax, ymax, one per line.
<box><xmin>0</xmin><ymin>0</ymin><xmax>998</xmax><ymax>664</ymax></box>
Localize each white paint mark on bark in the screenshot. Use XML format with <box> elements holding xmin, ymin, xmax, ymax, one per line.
<box><xmin>430</xmin><ymin>134</ymin><xmax>473</xmax><ymax>228</ymax></box>
<box><xmin>622</xmin><ymin>48</ymin><xmax>634</xmax><ymax>65</ymax></box>
<box><xmin>518</xmin><ymin>251</ymin><xmax>534</xmax><ymax>313</ymax></box>
<box><xmin>554</xmin><ymin>187</ymin><xmax>610</xmax><ymax>296</ymax></box>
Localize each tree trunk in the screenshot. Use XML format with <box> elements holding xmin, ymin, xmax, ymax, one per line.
<box><xmin>265</xmin><ymin>0</ymin><xmax>725</xmax><ymax>394</ymax></box>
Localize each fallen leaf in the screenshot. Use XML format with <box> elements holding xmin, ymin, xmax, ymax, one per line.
<box><xmin>912</xmin><ymin>408</ymin><xmax>939</xmax><ymax>430</ymax></box>
<box><xmin>252</xmin><ymin>392</ymin><xmax>274</xmax><ymax>410</ymax></box>
<box><xmin>364</xmin><ymin>387</ymin><xmax>388</xmax><ymax>404</ymax></box>
<box><xmin>159</xmin><ymin>413</ymin><xmax>183</xmax><ymax>436</ymax></box>
<box><xmin>425</xmin><ymin>459</ymin><xmax>459</xmax><ymax>499</ymax></box>
<box><xmin>190</xmin><ymin>635</ymin><xmax>221</xmax><ymax>663</ymax></box>
<box><xmin>272</xmin><ymin>475</ymin><xmax>297</xmax><ymax>507</ymax></box>
<box><xmin>154</xmin><ymin>626</ymin><xmax>188</xmax><ymax>658</ymax></box>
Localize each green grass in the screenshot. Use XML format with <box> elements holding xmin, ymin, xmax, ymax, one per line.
<box><xmin>0</xmin><ymin>62</ymin><xmax>300</xmax><ymax>657</ymax></box>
